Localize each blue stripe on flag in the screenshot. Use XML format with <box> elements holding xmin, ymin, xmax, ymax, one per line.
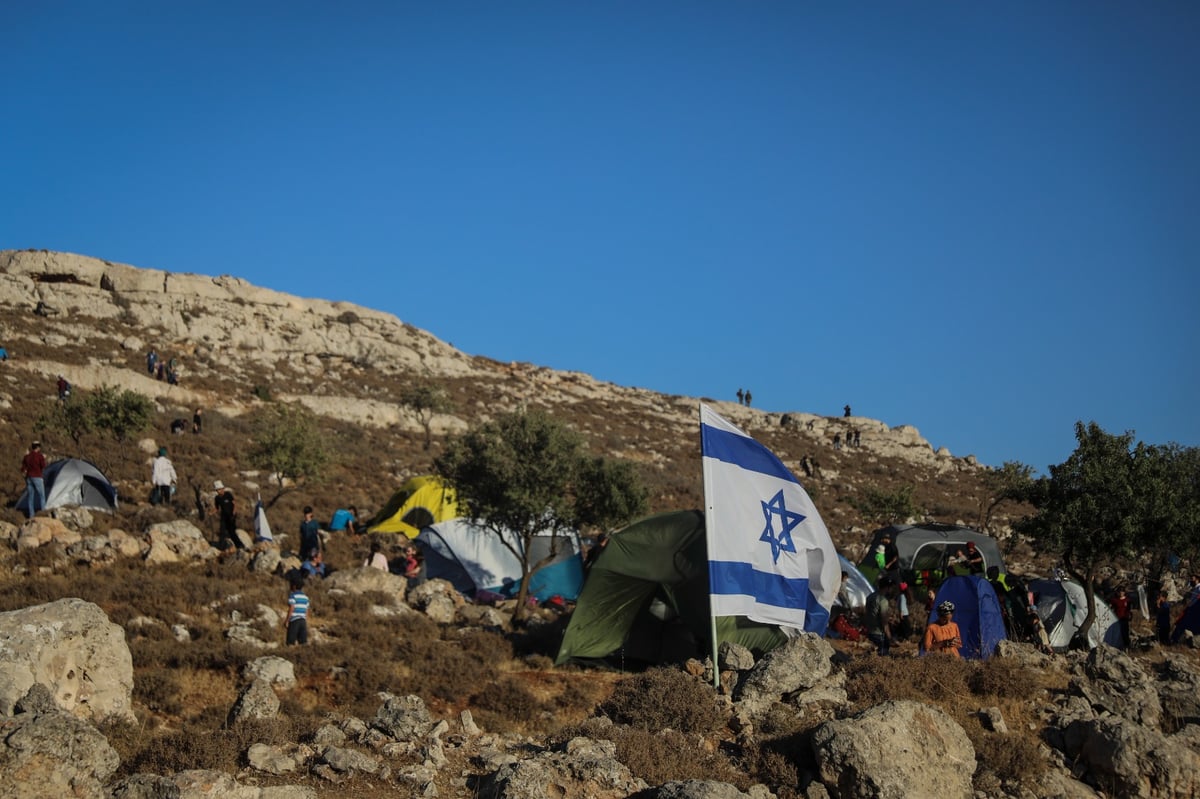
<box><xmin>701</xmin><ymin>424</ymin><xmax>798</xmax><ymax>484</ymax></box>
<box><xmin>710</xmin><ymin>560</ymin><xmax>813</xmax><ymax>609</ymax></box>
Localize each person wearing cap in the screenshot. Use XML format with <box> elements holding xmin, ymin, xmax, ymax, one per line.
<box><xmin>150</xmin><ymin>446</ymin><xmax>177</xmax><ymax>506</ymax></box>
<box><xmin>213</xmin><ymin>480</ymin><xmax>241</xmax><ymax>550</ymax></box>
<box><xmin>20</xmin><ymin>441</ymin><xmax>47</xmax><ymax>519</ymax></box>
<box><xmin>299</xmin><ymin>505</ymin><xmax>321</xmax><ymax>560</ymax></box>
<box><xmin>924</xmin><ymin>600</ymin><xmax>962</xmax><ymax>657</ymax></box>
<box><xmin>964</xmin><ymin>541</ymin><xmax>984</xmax><ymax>575</ymax></box>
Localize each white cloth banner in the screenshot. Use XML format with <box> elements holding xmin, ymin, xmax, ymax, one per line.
<box><xmin>701</xmin><ymin>404</ymin><xmax>839</xmax><ymax>634</ymax></box>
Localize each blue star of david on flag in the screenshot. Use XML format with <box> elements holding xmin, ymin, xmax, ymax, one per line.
<box><xmin>759</xmin><ymin>489</ymin><xmax>804</xmax><ymax>563</ymax></box>
<box><xmin>701</xmin><ymin>403</ymin><xmax>840</xmax><ymax>635</ymax></box>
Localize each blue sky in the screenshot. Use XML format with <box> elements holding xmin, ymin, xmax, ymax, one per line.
<box><xmin>4</xmin><ymin>2</ymin><xmax>1197</xmax><ymax>473</ymax></box>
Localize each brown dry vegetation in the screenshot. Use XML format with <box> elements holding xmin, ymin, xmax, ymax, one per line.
<box><xmin>0</xmin><ymin>301</ymin><xmax>1068</xmax><ymax>796</ymax></box>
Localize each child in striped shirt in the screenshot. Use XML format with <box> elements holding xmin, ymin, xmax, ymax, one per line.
<box><xmin>286</xmin><ymin>577</ymin><xmax>310</xmax><ymax>645</ymax></box>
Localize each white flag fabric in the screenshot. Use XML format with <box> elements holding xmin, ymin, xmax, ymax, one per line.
<box><xmin>254</xmin><ymin>498</ymin><xmax>273</xmax><ymax>542</ymax></box>
<box><xmin>701</xmin><ymin>403</ymin><xmax>839</xmax><ymax>635</ymax></box>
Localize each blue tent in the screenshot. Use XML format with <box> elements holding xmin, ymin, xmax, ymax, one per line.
<box><xmin>1172</xmin><ymin>600</ymin><xmax>1200</xmax><ymax>643</ymax></box>
<box><xmin>924</xmin><ymin>575</ymin><xmax>1006</xmax><ymax>660</ymax></box>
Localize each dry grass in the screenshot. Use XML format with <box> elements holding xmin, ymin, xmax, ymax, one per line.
<box><xmin>0</xmin><ymin>300</ymin><xmax>1047</xmax><ymax>797</ymax></box>
<box><xmin>844</xmin><ymin>653</ymin><xmax>1062</xmax><ymax>786</ymax></box>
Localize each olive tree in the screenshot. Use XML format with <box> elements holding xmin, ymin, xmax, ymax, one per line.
<box><xmin>1014</xmin><ymin>421</ymin><xmax>1188</xmax><ymax>644</ymax></box>
<box><xmin>399</xmin><ymin>380</ymin><xmax>454</xmax><ymax>451</ymax></box>
<box><xmin>977</xmin><ymin>460</ymin><xmax>1035</xmax><ymax>535</ymax></box>
<box><xmin>851</xmin><ymin>484</ymin><xmax>921</xmax><ymax>528</ymax></box>
<box><xmin>435</xmin><ymin>409</ymin><xmax>647</xmax><ymax>622</ymax></box>
<box><xmin>248</xmin><ymin>403</ymin><xmax>331</xmax><ymax>505</ymax></box>
<box><xmin>87</xmin><ymin>385</ymin><xmax>155</xmax><ymax>446</ymax></box>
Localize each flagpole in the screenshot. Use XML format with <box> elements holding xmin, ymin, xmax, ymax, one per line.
<box><xmin>700</xmin><ymin>403</ymin><xmax>721</xmax><ymax>690</ymax></box>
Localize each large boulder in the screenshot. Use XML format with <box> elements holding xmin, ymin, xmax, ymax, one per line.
<box><xmin>735</xmin><ymin>633</ymin><xmax>834</xmax><ymax>715</ymax></box>
<box><xmin>476</xmin><ymin>736</ymin><xmax>648</xmax><ymax>799</ymax></box>
<box><xmin>1061</xmin><ymin>715</ymin><xmax>1200</xmax><ymax>798</ymax></box>
<box><xmin>1157</xmin><ymin>655</ymin><xmax>1200</xmax><ymax>731</ymax></box>
<box><xmin>0</xmin><ymin>700</ymin><xmax>120</xmax><ymax>799</ymax></box>
<box><xmin>811</xmin><ymin>700</ymin><xmax>976</xmax><ymax>799</ymax></box>
<box><xmin>16</xmin><ymin>516</ymin><xmax>81</xmax><ymax>552</ymax></box>
<box><xmin>0</xmin><ymin>598</ymin><xmax>135</xmax><ymax>722</ymax></box>
<box><xmin>323</xmin><ymin>566</ymin><xmax>408</xmax><ymax>603</ymax></box>
<box><xmin>406</xmin><ymin>579</ymin><xmax>463</xmax><ymax>624</ymax></box>
<box><xmin>145</xmin><ymin>520</ymin><xmax>217</xmax><ymax>562</ymax></box>
<box><xmin>1071</xmin><ymin>645</ymin><xmax>1162</xmax><ymax>728</ymax></box>
<box><xmin>371</xmin><ymin>693</ymin><xmax>434</xmax><ymax>742</ymax></box>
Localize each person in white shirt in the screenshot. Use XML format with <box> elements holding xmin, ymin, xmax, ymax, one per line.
<box><xmin>363</xmin><ymin>540</ymin><xmax>389</xmax><ymax>571</ymax></box>
<box><xmin>150</xmin><ymin>447</ymin><xmax>177</xmax><ymax>506</ymax></box>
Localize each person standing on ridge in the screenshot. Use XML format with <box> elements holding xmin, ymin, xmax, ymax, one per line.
<box><xmin>20</xmin><ymin>441</ymin><xmax>47</xmax><ymax>519</ymax></box>
<box><xmin>844</xmin><ymin>404</ymin><xmax>852</xmax><ymax>417</ymax></box>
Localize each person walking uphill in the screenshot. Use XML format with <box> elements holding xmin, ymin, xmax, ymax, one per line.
<box><xmin>150</xmin><ymin>447</ymin><xmax>177</xmax><ymax>506</ymax></box>
<box><xmin>213</xmin><ymin>481</ymin><xmax>242</xmax><ymax>551</ymax></box>
<box><xmin>20</xmin><ymin>441</ymin><xmax>47</xmax><ymax>520</ymax></box>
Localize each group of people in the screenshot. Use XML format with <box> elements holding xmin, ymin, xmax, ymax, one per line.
<box><xmin>855</xmin><ymin>534</ymin><xmax>1060</xmax><ymax>657</ymax></box>
<box><xmin>735</xmin><ymin>388</ymin><xmax>753</xmax><ymax>406</ymax></box>
<box><xmin>1157</xmin><ymin>575</ymin><xmax>1200</xmax><ymax>646</ymax></box>
<box><xmin>833</xmin><ymin>428</ymin><xmax>862</xmax><ymax>449</ymax></box>
<box><xmin>146</xmin><ymin>348</ymin><xmax>181</xmax><ymax>385</ymax></box>
<box><xmin>861</xmin><ymin>575</ymin><xmax>960</xmax><ymax>656</ymax></box>
<box><xmin>283</xmin><ymin>502</ymin><xmax>425</xmax><ymax>646</ymax></box>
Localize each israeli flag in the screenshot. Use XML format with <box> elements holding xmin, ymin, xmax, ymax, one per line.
<box><xmin>254</xmin><ymin>497</ymin><xmax>273</xmax><ymax>542</ymax></box>
<box><xmin>701</xmin><ymin>404</ymin><xmax>839</xmax><ymax>635</ymax></box>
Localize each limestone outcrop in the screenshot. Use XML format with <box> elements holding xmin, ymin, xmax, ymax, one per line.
<box><xmin>0</xmin><ymin>598</ymin><xmax>135</xmax><ymax>723</ymax></box>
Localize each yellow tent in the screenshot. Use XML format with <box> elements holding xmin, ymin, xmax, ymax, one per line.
<box><xmin>367</xmin><ymin>476</ymin><xmax>459</xmax><ymax>538</ymax></box>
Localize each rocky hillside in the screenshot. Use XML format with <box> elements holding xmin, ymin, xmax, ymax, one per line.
<box><xmin>3</xmin><ymin>250</ymin><xmax>1200</xmax><ymax>799</ymax></box>
<box><xmin>0</xmin><ymin>248</ymin><xmax>1012</xmax><ymax>561</ymax></box>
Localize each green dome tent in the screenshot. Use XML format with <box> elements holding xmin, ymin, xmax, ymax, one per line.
<box><xmin>555</xmin><ymin>510</ymin><xmax>787</xmax><ymax>667</ymax></box>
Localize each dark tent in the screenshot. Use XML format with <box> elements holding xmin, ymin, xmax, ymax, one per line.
<box><xmin>555</xmin><ymin>510</ymin><xmax>788</xmax><ymax>667</ymax></box>
<box><xmin>859</xmin><ymin>523</ymin><xmax>1005</xmax><ymax>590</ymax></box>
<box><xmin>1172</xmin><ymin>600</ymin><xmax>1200</xmax><ymax>643</ymax></box>
<box><xmin>16</xmin><ymin>458</ymin><xmax>118</xmax><ymax>513</ymax></box>
<box><xmin>924</xmin><ymin>575</ymin><xmax>1006</xmax><ymax>660</ymax></box>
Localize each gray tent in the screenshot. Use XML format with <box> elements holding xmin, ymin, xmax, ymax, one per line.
<box><xmin>1028</xmin><ymin>578</ymin><xmax>1123</xmax><ymax>651</ymax></box>
<box><xmin>16</xmin><ymin>458</ymin><xmax>119</xmax><ymax>513</ymax></box>
<box><xmin>858</xmin><ymin>523</ymin><xmax>1005</xmax><ymax>588</ymax></box>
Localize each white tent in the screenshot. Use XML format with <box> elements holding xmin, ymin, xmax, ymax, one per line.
<box><xmin>835</xmin><ymin>553</ymin><xmax>874</xmax><ymax>610</ymax></box>
<box><xmin>1029</xmin><ymin>578</ymin><xmax>1123</xmax><ymax>651</ymax></box>
<box><xmin>416</xmin><ymin>518</ymin><xmax>584</xmax><ymax>602</ymax></box>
